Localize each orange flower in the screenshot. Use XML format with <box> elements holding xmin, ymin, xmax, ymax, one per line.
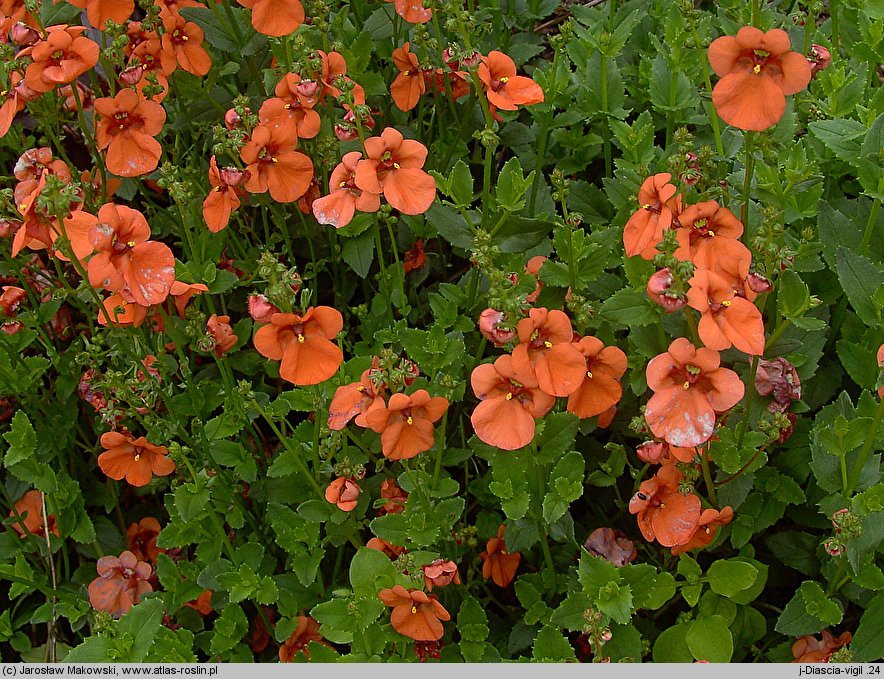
<box><xmin>623</xmin><ymin>173</ymin><xmax>682</xmax><ymax>259</ymax></box>
<box><xmin>708</xmin><ymin>27</ymin><xmax>812</xmax><ymax>131</ymax></box>
<box><xmin>327</xmin><ymin>367</ymin><xmax>384</xmax><ymax>430</ymax></box>
<box><xmin>378</xmin><ymin>478</ymin><xmax>408</xmax><ymax>515</ymax></box>
<box><xmin>378</xmin><ymin>585</ymin><xmax>450</xmax><ymax>641</ymax></box>
<box><xmin>791</xmin><ymin>630</ymin><xmax>852</xmax><ymax>663</ymax></box>
<box><xmin>237</xmin><ymin>0</ymin><xmax>304</xmax><ymax>37</ymax></box>
<box><xmin>63</xmin><ymin>0</ymin><xmax>134</xmax><ymax>29</ymax></box>
<box><xmin>312</xmin><ymin>151</ymin><xmax>381</xmax><ymax>229</ymax></box>
<box><xmin>687</xmin><ymin>269</ymin><xmax>765</xmax><ymax>355</ymax></box>
<box><xmin>279</xmin><ymin>615</ymin><xmax>327</xmax><ymax>662</ymax></box>
<box><xmin>673</xmin><ymin>200</ymin><xmax>751</xmax><ymax>274</ymax></box>
<box><xmin>354</xmin><ymin>127</ymin><xmax>436</xmax><ymax>215</ymax></box>
<box><xmin>161</xmin><ymin>12</ymin><xmax>212</xmax><ymax>76</ymax></box>
<box><xmin>524</xmin><ymin>255</ymin><xmax>546</xmax><ymax>304</ymax></box>
<box><xmin>10</xmin><ymin>490</ymin><xmax>59</xmax><ymax>538</ymax></box>
<box><xmin>478</xmin><ymin>51</ymin><xmax>544</xmax><ymax>113</ymax></box>
<box><xmin>98</xmin><ymin>294</ymin><xmax>151</xmax><ymax>328</ymax></box>
<box><xmin>584</xmin><ymin>527</ymin><xmax>636</xmax><ymax>567</ymax></box>
<box><xmin>877</xmin><ymin>344</ymin><xmax>884</xmax><ymax>399</ymax></box>
<box><xmin>0</xmin><ymin>72</ymin><xmax>34</xmax><ymax>139</ymax></box>
<box><xmin>98</xmin><ymin>430</ymin><xmax>176</xmax><ymax>487</ymax></box>
<box><xmin>202</xmin><ymin>157</ymin><xmax>246</xmax><ymax>233</ymax></box>
<box><xmin>645</xmin><ymin>338</ymin><xmax>744</xmax><ymax>447</ymax></box>
<box><xmin>65</xmin><ymin>203</ymin><xmax>175</xmax><ymax>307</ymax></box>
<box><xmin>470</xmin><ymin>354</ymin><xmax>555</xmax><ymax>450</ymax></box>
<box><xmin>422</xmin><ymin>559</ymin><xmax>460</xmax><ymax>591</ymax></box>
<box><xmin>511</xmin><ymin>307</ymin><xmax>586</xmax><ymax>397</ymax></box>
<box><xmin>240</xmin><ymin>124</ymin><xmax>314</xmax><ymax>204</ymax></box>
<box><xmin>391</xmin><ymin>42</ymin><xmax>425</xmax><ymax>112</ymax></box>
<box><xmin>670</xmin><ymin>506</ymin><xmax>734</xmax><ymax>555</ymax></box>
<box><xmin>22</xmin><ymin>26</ymin><xmax>99</xmax><ymax>93</ymax></box>
<box><xmin>207</xmin><ymin>314</ymin><xmax>237</xmax><ymax>357</ymax></box>
<box><xmin>629</xmin><ymin>464</ymin><xmax>701</xmax><ymax>547</ymax></box>
<box><xmin>185</xmin><ymin>590</ymin><xmax>213</xmax><ymax>616</ymax></box>
<box><xmin>259</xmin><ymin>73</ymin><xmax>321</xmax><ymax>139</ymax></box>
<box><xmin>566</xmin><ymin>336</ymin><xmax>628</xmax><ymax>419</ymax></box>
<box><xmin>384</xmin><ymin>0</ymin><xmax>431</xmax><ymax>23</ymax></box>
<box><xmin>478</xmin><ymin>308</ymin><xmax>517</xmax><ymax>346</ymax></box>
<box><xmin>480</xmin><ymin>525</ymin><xmax>521</xmax><ymax>587</ymax></box>
<box><xmin>366</xmin><ymin>537</ymin><xmax>406</xmax><ymax>559</ymax></box>
<box><xmin>94</xmin><ymin>88</ymin><xmax>166</xmax><ymax>177</ymax></box>
<box><xmin>314</xmin><ymin>50</ymin><xmax>365</xmax><ymax>104</ymax></box>
<box><xmin>325</xmin><ymin>476</ymin><xmax>360</xmax><ymax>511</ymax></box>
<box><xmin>253</xmin><ymin>307</ymin><xmax>343</xmax><ymax>385</ymax></box>
<box><xmin>403</xmin><ymin>238</ymin><xmax>426</xmax><ymax>273</ymax></box>
<box><xmin>126</xmin><ymin>517</ymin><xmax>163</xmax><ymax>564</ymax></box>
<box><xmin>363</xmin><ymin>389</ymin><xmax>449</xmax><ymax>460</ymax></box>
<box><xmin>88</xmin><ymin>550</ymin><xmax>153</xmax><ymax>618</ymax></box>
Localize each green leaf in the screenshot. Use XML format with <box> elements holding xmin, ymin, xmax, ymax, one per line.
<box><xmin>776</xmin><ymin>583</ymin><xmax>837</xmax><ymax>636</ymax></box>
<box><xmin>342</xmin><ymin>231</ymin><xmax>375</xmax><ymax>279</ymax></box>
<box><xmin>210</xmin><ymin>604</ymin><xmax>248</xmax><ymax>654</ymax></box>
<box><xmin>532</xmin><ymin>625</ymin><xmax>576</xmax><ymax>662</ymax></box>
<box><xmin>706</xmin><ymin>560</ymin><xmax>759</xmax><ymax>598</ymax></box>
<box><xmin>550</xmin><ymin>592</ymin><xmax>594</xmax><ymax>631</ymax></box>
<box><xmin>800</xmin><ymin>580</ymin><xmax>843</xmax><ymax>625</ymax></box>
<box><xmin>686</xmin><ymin>615</ymin><xmax>733</xmax><ymax>662</ymax></box>
<box><xmin>496</xmin><ymin>157</ymin><xmax>533</xmax><ymax>212</ymax></box>
<box><xmin>858</xmin><ymin>113</ymin><xmax>884</xmax><ymax>200</ymax></box>
<box><xmin>3</xmin><ymin>411</ymin><xmax>36</xmax><ymax>466</ymax></box>
<box><xmin>310</xmin><ymin>598</ymin><xmax>355</xmax><ymax>644</ymax></box>
<box><xmin>808</xmin><ymin>119</ymin><xmax>866</xmax><ymax>161</ymax></box>
<box><xmin>64</xmin><ymin>637</ymin><xmax>113</xmax><ymax>663</ymax></box>
<box><xmin>173</xmin><ymin>484</ymin><xmax>210</xmax><ymax>523</ymax></box>
<box><xmin>116</xmin><ymin>598</ymin><xmax>165</xmax><ymax>662</ymax></box>
<box><xmin>537</xmin><ymin>413</ymin><xmax>580</xmax><ymax>463</ymax></box>
<box><xmin>448</xmin><ymin>161</ymin><xmax>474</xmax><ymax>207</ymax></box>
<box><xmin>652</xmin><ymin>623</ymin><xmax>693</xmax><ymax>662</ymax></box>
<box><xmin>349</xmin><ymin>547</ymin><xmax>397</xmax><ymax>596</ymax></box>
<box><xmin>836</xmin><ymin>247</ymin><xmax>883</xmax><ymax>324</ymax></box>
<box><xmin>458</xmin><ymin>596</ymin><xmax>490</xmax><ymax>662</ymax></box>
<box><xmin>852</xmin><ymin>592</ymin><xmax>884</xmax><ymax>662</ymax></box>
<box><xmin>493</xmin><ymin>216</ymin><xmax>553</xmax><ymax>253</ymax></box>
<box><xmin>599</xmin><ymin>289</ymin><xmax>659</xmax><ymax>327</ymax></box>
<box><xmin>596</xmin><ymin>581</ymin><xmax>633</xmax><ymax>624</ymax></box>
<box><xmin>426</xmin><ymin>203</ymin><xmax>474</xmax><ymax>249</ymax></box>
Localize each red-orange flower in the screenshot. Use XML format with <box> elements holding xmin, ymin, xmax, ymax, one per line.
<box><xmin>10</xmin><ymin>490</ymin><xmax>59</xmax><ymax>538</ymax></box>
<box><xmin>312</xmin><ymin>151</ymin><xmax>381</xmax><ymax>229</ymax></box>
<box><xmin>645</xmin><ymin>338</ymin><xmax>744</xmax><ymax>448</ymax></box>
<box><xmin>511</xmin><ymin>307</ymin><xmax>586</xmax><ymax>397</ymax></box>
<box><xmin>207</xmin><ymin>314</ymin><xmax>237</xmax><ymax>357</ymax></box>
<box><xmin>378</xmin><ymin>478</ymin><xmax>408</xmax><ymax>515</ymax></box>
<box><xmin>623</xmin><ymin>173</ymin><xmax>682</xmax><ymax>260</ymax></box>
<box><xmin>791</xmin><ymin>630</ymin><xmax>852</xmax><ymax>663</ymax></box>
<box><xmin>259</xmin><ymin>73</ymin><xmax>321</xmax><ymax>139</ymax></box>
<box><xmin>378</xmin><ymin>585</ymin><xmax>450</xmax><ymax>641</ymax></box>
<box><xmin>98</xmin><ymin>430</ymin><xmax>176</xmax><ymax>487</ymax></box>
<box><xmin>384</xmin><ymin>0</ymin><xmax>431</xmax><ymax>23</ymax></box>
<box><xmin>670</xmin><ymin>506</ymin><xmax>734</xmax><ymax>555</ymax></box>
<box><xmin>687</xmin><ymin>269</ymin><xmax>765</xmax><ymax>355</ymax></box>
<box><xmin>354</xmin><ymin>127</ymin><xmax>436</xmax><ymax>215</ymax></box>
<box><xmin>184</xmin><ymin>590</ymin><xmax>213</xmax><ymax>616</ymax></box>
<box><xmin>423</xmin><ymin>559</ymin><xmax>460</xmax><ymax>591</ymax></box>
<box><xmin>877</xmin><ymin>344</ymin><xmax>884</xmax><ymax>399</ymax></box>
<box><xmin>566</xmin><ymin>336</ymin><xmax>627</xmax><ymax>419</ymax></box>
<box><xmin>160</xmin><ymin>13</ymin><xmax>211</xmax><ymax>76</ymax></box>
<box><xmin>253</xmin><ymin>307</ymin><xmax>343</xmax><ymax>385</ymax></box>
<box><xmin>391</xmin><ymin>42</ymin><xmax>425</xmax><ymax>112</ymax></box>
<box><xmin>478</xmin><ymin>51</ymin><xmax>544</xmax><ymax>113</ymax></box>
<box><xmin>88</xmin><ymin>550</ymin><xmax>153</xmax><ymax>618</ymax></box>
<box><xmin>673</xmin><ymin>200</ymin><xmax>750</xmax><ymax>273</ymax></box>
<box><xmin>126</xmin><ymin>517</ymin><xmax>163</xmax><ymax>564</ymax></box>
<box><xmin>0</xmin><ymin>72</ymin><xmax>36</xmax><ymax>139</ymax></box>
<box><xmin>470</xmin><ymin>354</ymin><xmax>555</xmax><ymax>450</ymax></box>
<box><xmin>240</xmin><ymin>124</ymin><xmax>314</xmax><ymax>204</ymax></box>
<box><xmin>366</xmin><ymin>537</ymin><xmax>406</xmax><ymax>559</ymax></box>
<box><xmin>325</xmin><ymin>476</ymin><xmax>360</xmax><ymax>511</ymax></box>
<box><xmin>480</xmin><ymin>525</ymin><xmax>521</xmax><ymax>587</ymax></box>
<box><xmin>94</xmin><ymin>88</ymin><xmax>166</xmax><ymax>177</ymax></box>
<box><xmin>328</xmin><ymin>367</ymin><xmax>384</xmax><ymax>430</ymax></box>
<box><xmin>237</xmin><ymin>0</ymin><xmax>304</xmax><ymax>37</ymax></box>
<box><xmin>708</xmin><ymin>27</ymin><xmax>812</xmax><ymax>131</ymax></box>
<box><xmin>363</xmin><ymin>389</ymin><xmax>449</xmax><ymax>461</ymax></box>
<box><xmin>22</xmin><ymin>26</ymin><xmax>99</xmax><ymax>93</ymax></box>
<box><xmin>629</xmin><ymin>464</ymin><xmax>701</xmax><ymax>547</ymax></box>
<box><xmin>64</xmin><ymin>203</ymin><xmax>175</xmax><ymax>307</ymax></box>
<box><xmin>63</xmin><ymin>0</ymin><xmax>134</xmax><ymax>29</ymax></box>
<box><xmin>279</xmin><ymin>615</ymin><xmax>327</xmax><ymax>662</ymax></box>
<box><xmin>202</xmin><ymin>156</ymin><xmax>246</xmax><ymax>233</ymax></box>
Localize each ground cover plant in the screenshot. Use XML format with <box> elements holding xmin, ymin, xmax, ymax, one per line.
<box><xmin>0</xmin><ymin>0</ymin><xmax>882</xmax><ymax>664</ymax></box>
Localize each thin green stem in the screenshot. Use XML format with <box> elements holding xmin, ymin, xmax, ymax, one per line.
<box><xmin>254</xmin><ymin>402</ymin><xmax>325</xmax><ymax>500</ymax></box>
<box><xmin>858</xmin><ymin>199</ymin><xmax>881</xmax><ymax>257</ymax></box>
<box><xmin>741</xmin><ymin>132</ymin><xmax>754</xmax><ymax>234</ymax></box>
<box><xmin>844</xmin><ymin>393</ymin><xmax>884</xmax><ymax>497</ymax></box>
<box><xmin>700</xmin><ymin>447</ymin><xmax>718</xmax><ymax>508</ymax></box>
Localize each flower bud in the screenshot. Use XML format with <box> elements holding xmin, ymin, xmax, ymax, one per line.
<box><xmin>0</xmin><ymin>286</ymin><xmax>26</xmax><ymax>318</ymax></box>
<box><xmin>746</xmin><ymin>272</ymin><xmax>772</xmax><ymax>294</ymax></box>
<box><xmin>823</xmin><ymin>537</ymin><xmax>845</xmax><ymax>557</ymax></box>
<box><xmin>119</xmin><ymin>65</ymin><xmax>145</xmax><ymax>87</ymax></box>
<box><xmin>224</xmin><ymin>107</ymin><xmax>249</xmax><ymax>130</ymax></box>
<box><xmin>1</xmin><ymin>322</ymin><xmax>23</xmax><ymax>335</ymax></box>
<box><xmin>0</xmin><ymin>220</ymin><xmax>22</xmax><ymax>238</ymax></box>
<box><xmin>460</xmin><ymin>50</ymin><xmax>481</xmax><ymax>69</ymax></box>
<box><xmin>646</xmin><ymin>268</ymin><xmax>686</xmax><ymax>313</ymax></box>
<box><xmin>636</xmin><ymin>441</ymin><xmax>666</xmax><ymax>464</ymax></box>
<box><xmin>11</xmin><ymin>22</ymin><xmax>39</xmax><ymax>46</ymax></box>
<box><xmin>478</xmin><ymin>308</ymin><xmax>517</xmax><ymax>346</ymax></box>
<box><xmin>219</xmin><ymin>166</ymin><xmax>247</xmax><ymax>187</ymax></box>
<box><xmin>248</xmin><ymin>294</ymin><xmax>279</xmax><ymax>324</ymax></box>
<box><xmin>296</xmin><ymin>79</ymin><xmax>320</xmax><ymax>98</ymax></box>
<box><xmin>808</xmin><ymin>44</ymin><xmax>831</xmax><ymax>76</ymax></box>
<box><xmin>333</xmin><ymin>122</ymin><xmax>357</xmax><ymax>141</ymax></box>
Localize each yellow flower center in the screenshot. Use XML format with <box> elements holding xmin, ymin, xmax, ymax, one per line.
<box><xmin>543</xmin><ymin>340</ymin><xmax>553</xmax><ymax>349</ymax></box>
<box><xmin>586</xmin><ymin>371</ymin><xmax>593</xmax><ymax>378</ymax></box>
<box><xmin>297</xmin><ymin>333</ymin><xmax>305</xmax><ymax>343</ymax></box>
<box><xmin>134</xmin><ymin>453</ymin><xmax>140</xmax><ymax>461</ymax></box>
<box><xmin>683</xmin><ymin>381</ymin><xmax>690</xmax><ymax>390</ymax></box>
<box><xmin>505</xmin><ymin>392</ymin><xmax>513</xmax><ymax>400</ymax></box>
<box><xmin>721</xmin><ymin>300</ymin><xmax>731</xmax><ymax>307</ymax></box>
<box><xmin>393</xmin><ymin>162</ymin><xmax>400</xmax><ymax>170</ymax></box>
<box><xmin>753</xmin><ymin>64</ymin><xmax>761</xmax><ymax>74</ymax></box>
<box><xmin>500</xmin><ymin>76</ymin><xmax>509</xmax><ymax>83</ymax></box>
<box><xmin>127</xmin><ymin>241</ymin><xmax>135</xmax><ymax>247</ymax></box>
<box><xmin>411</xmin><ymin>606</ymin><xmax>417</xmax><ymax>614</ymax></box>
<box><xmin>406</xmin><ymin>416</ymin><xmax>414</xmax><ymax>425</ymax></box>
